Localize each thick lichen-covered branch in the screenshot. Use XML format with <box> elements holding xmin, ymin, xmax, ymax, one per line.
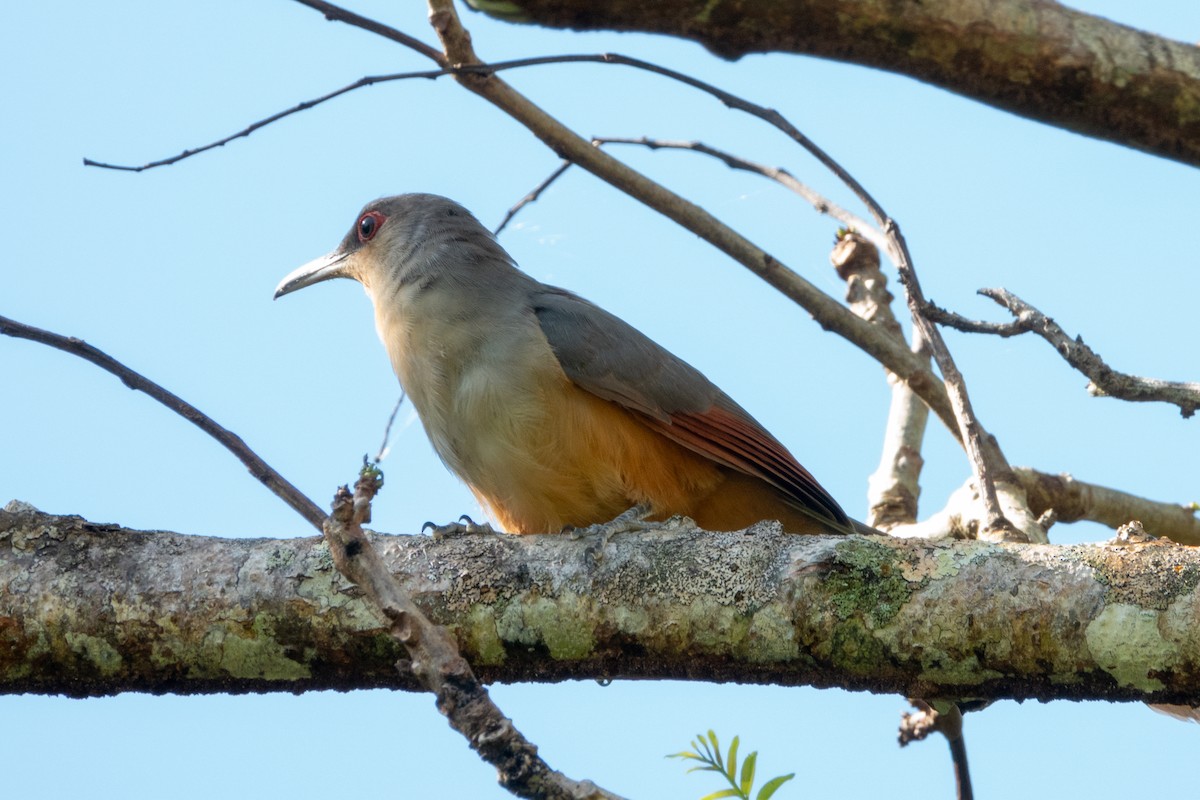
<box><xmin>3</xmin><ymin>504</ymin><xmax>1200</xmax><ymax>706</ymax></box>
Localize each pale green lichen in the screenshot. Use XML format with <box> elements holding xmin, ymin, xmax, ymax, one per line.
<box><xmin>496</xmin><ymin>594</ymin><xmax>596</xmax><ymax>660</ymax></box>
<box><xmin>200</xmin><ymin>615</ymin><xmax>312</xmax><ymax>681</ymax></box>
<box><xmin>461</xmin><ymin>606</ymin><xmax>506</xmax><ymax>666</ymax></box>
<box><xmin>829</xmin><ymin>538</ymin><xmax>915</xmax><ymax>628</ymax></box>
<box><xmin>65</xmin><ymin>632</ymin><xmax>123</xmax><ymax>677</ymax></box>
<box><xmin>264</xmin><ymin>546</ymin><xmax>297</xmax><ymax>571</ymax></box>
<box><xmin>1174</xmin><ymin>91</ymin><xmax>1200</xmax><ymax>127</ymax></box>
<box><xmin>743</xmin><ymin>605</ymin><xmax>798</xmax><ymax>663</ymax></box>
<box><xmin>688</xmin><ymin>598</ymin><xmax>749</xmax><ymax>652</ymax></box>
<box><xmin>1085</xmin><ymin>603</ymin><xmax>1176</xmax><ymax>691</ymax></box>
<box><xmin>611</xmin><ymin>605</ymin><xmax>650</xmax><ymax>638</ymax></box>
<box><xmin>898</xmin><ymin>540</ymin><xmax>989</xmax><ymax>583</ymax></box>
<box><xmin>149</xmin><ymin>614</ymin><xmax>190</xmax><ymax>670</ymax></box>
<box><xmin>828</xmin><ymin>623</ymin><xmax>888</xmax><ymax>675</ymax></box>
<box><xmin>296</xmin><ymin>570</ymin><xmax>383</xmax><ymax>630</ymax></box>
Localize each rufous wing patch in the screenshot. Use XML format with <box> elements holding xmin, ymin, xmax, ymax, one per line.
<box><xmin>644</xmin><ymin>405</ymin><xmax>849</xmax><ymax>527</ymax></box>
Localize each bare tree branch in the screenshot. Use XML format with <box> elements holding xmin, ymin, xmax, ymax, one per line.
<box><xmin>885</xmin><ymin>221</ymin><xmax>1025</xmax><ymax>540</ymax></box>
<box><xmin>593</xmin><ymin>136</ymin><xmax>889</xmax><ymax>253</ymax></box>
<box><xmin>834</xmin><ymin>234</ymin><xmax>965</xmax><ymax>793</ymax></box>
<box><xmin>292</xmin><ymin>0</ymin><xmax>445</xmax><ymax>62</ymax></box>
<box><xmin>1015</xmin><ymin>468</ymin><xmax>1200</xmax><ymax>546</ymax></box>
<box><xmin>83</xmin><ymin>69</ymin><xmax>454</xmax><ymax>172</ymax></box>
<box><xmin>928</xmin><ymin>289</ymin><xmax>1200</xmax><ymax>418</ymax></box>
<box><xmin>471</xmin><ymin>0</ymin><xmax>1200</xmax><ymax>168</ymax></box>
<box><xmin>494</xmin><ymin>160</ymin><xmax>573</xmax><ymax>234</ymax></box>
<box><xmin>0</xmin><ymin>314</ymin><xmax>326</xmax><ymax>530</ymax></box>
<box><xmin>321</xmin><ymin>473</ymin><xmax>623</xmax><ymax>800</ymax></box>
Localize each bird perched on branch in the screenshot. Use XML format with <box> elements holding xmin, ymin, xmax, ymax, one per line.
<box><xmin>275</xmin><ymin>193</ymin><xmax>860</xmax><ymax>536</ymax></box>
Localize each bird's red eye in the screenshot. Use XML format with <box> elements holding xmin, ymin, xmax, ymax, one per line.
<box><xmin>357</xmin><ymin>211</ymin><xmax>385</xmax><ymax>243</ymax></box>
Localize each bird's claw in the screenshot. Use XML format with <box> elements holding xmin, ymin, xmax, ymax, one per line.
<box><xmin>568</xmin><ymin>503</ymin><xmax>656</xmax><ymax>542</ymax></box>
<box><xmin>423</xmin><ymin>514</ymin><xmax>497</xmax><ymax>540</ymax></box>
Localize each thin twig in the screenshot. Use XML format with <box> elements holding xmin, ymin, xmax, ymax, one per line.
<box><xmin>594</xmin><ymin>136</ymin><xmax>890</xmax><ymax>256</ymax></box>
<box><xmin>922</xmin><ymin>301</ymin><xmax>1031</xmax><ymax>337</ymax></box>
<box><xmin>373</xmin><ymin>391</ymin><xmax>407</xmax><ymax>463</ymax></box>
<box><xmin>494</xmin><ymin>161</ymin><xmax>572</xmax><ymax>235</ymax></box>
<box><xmin>931</xmin><ymin>289</ymin><xmax>1200</xmax><ymax>418</ymax></box>
<box><xmin>0</xmin><ymin>314</ymin><xmax>327</xmax><ymax>530</ymax></box>
<box><xmin>291</xmin><ymin>0</ymin><xmax>445</xmax><ymax>63</ymax></box>
<box><xmin>324</xmin><ymin>471</ymin><xmax>626</xmax><ymax>800</ymax></box>
<box><xmin>84</xmin><ymin>59</ymin><xmax>586</xmax><ymax>172</ymax></box>
<box><xmin>84</xmin><ymin>70</ymin><xmax>454</xmax><ymax>172</ymax></box>
<box><xmin>887</xmin><ymin>224</ymin><xmax>1018</xmax><ymax>539</ymax></box>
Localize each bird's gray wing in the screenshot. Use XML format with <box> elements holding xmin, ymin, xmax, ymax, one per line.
<box><xmin>531</xmin><ymin>287</ymin><xmax>848</xmax><ymax>526</ymax></box>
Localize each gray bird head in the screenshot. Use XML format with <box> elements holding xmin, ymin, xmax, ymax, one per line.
<box><xmin>273</xmin><ymin>193</ymin><xmax>515</xmax><ymax>300</ymax></box>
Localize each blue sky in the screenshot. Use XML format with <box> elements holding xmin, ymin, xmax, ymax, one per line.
<box><xmin>2</xmin><ymin>1</ymin><xmax>1198</xmax><ymax>797</ymax></box>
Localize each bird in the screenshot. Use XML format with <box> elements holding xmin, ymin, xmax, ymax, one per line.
<box><xmin>275</xmin><ymin>193</ymin><xmax>861</xmax><ymax>537</ymax></box>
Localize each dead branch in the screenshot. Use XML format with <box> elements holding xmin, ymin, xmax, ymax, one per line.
<box><xmin>1015</xmin><ymin>468</ymin><xmax>1200</xmax><ymax>546</ymax></box>
<box><xmin>830</xmin><ymin>234</ymin><xmax>929</xmax><ymax>530</ymax></box>
<box><xmin>927</xmin><ymin>289</ymin><xmax>1200</xmax><ymax>418</ymax></box>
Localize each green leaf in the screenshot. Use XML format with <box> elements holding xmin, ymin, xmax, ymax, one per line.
<box><xmin>756</xmin><ymin>773</ymin><xmax>795</xmax><ymax>800</ymax></box>
<box><xmin>740</xmin><ymin>751</ymin><xmax>758</xmax><ymax>795</ymax></box>
<box><xmin>726</xmin><ymin>736</ymin><xmax>740</xmax><ymax>783</ymax></box>
<box><xmin>667</xmin><ymin>751</ymin><xmax>703</xmax><ymax>761</ymax></box>
<box><xmin>707</xmin><ymin>730</ymin><xmax>723</xmax><ymax>770</ymax></box>
<box><xmin>699</xmin><ymin>789</ymin><xmax>743</xmax><ymax>800</ymax></box>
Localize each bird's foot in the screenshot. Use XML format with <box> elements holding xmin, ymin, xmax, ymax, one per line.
<box><xmin>423</xmin><ymin>514</ymin><xmax>497</xmax><ymax>540</ymax></box>
<box><xmin>567</xmin><ymin>503</ymin><xmax>656</xmax><ymax>542</ymax></box>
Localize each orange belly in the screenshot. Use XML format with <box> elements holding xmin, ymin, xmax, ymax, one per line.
<box><xmin>466</xmin><ymin>381</ymin><xmax>825</xmax><ymax>535</ymax></box>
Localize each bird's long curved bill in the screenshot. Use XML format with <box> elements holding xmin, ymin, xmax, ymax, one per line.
<box><xmin>274</xmin><ymin>250</ymin><xmax>351</xmax><ymax>299</ymax></box>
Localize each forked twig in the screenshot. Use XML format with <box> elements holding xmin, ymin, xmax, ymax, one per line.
<box><xmin>928</xmin><ymin>289</ymin><xmax>1200</xmax><ymax>418</ymax></box>
<box><xmin>373</xmin><ymin>391</ymin><xmax>408</xmax><ymax>463</ymax></box>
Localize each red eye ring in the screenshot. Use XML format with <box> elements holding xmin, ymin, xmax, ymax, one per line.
<box><xmin>357</xmin><ymin>211</ymin><xmax>386</xmax><ymax>243</ymax></box>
